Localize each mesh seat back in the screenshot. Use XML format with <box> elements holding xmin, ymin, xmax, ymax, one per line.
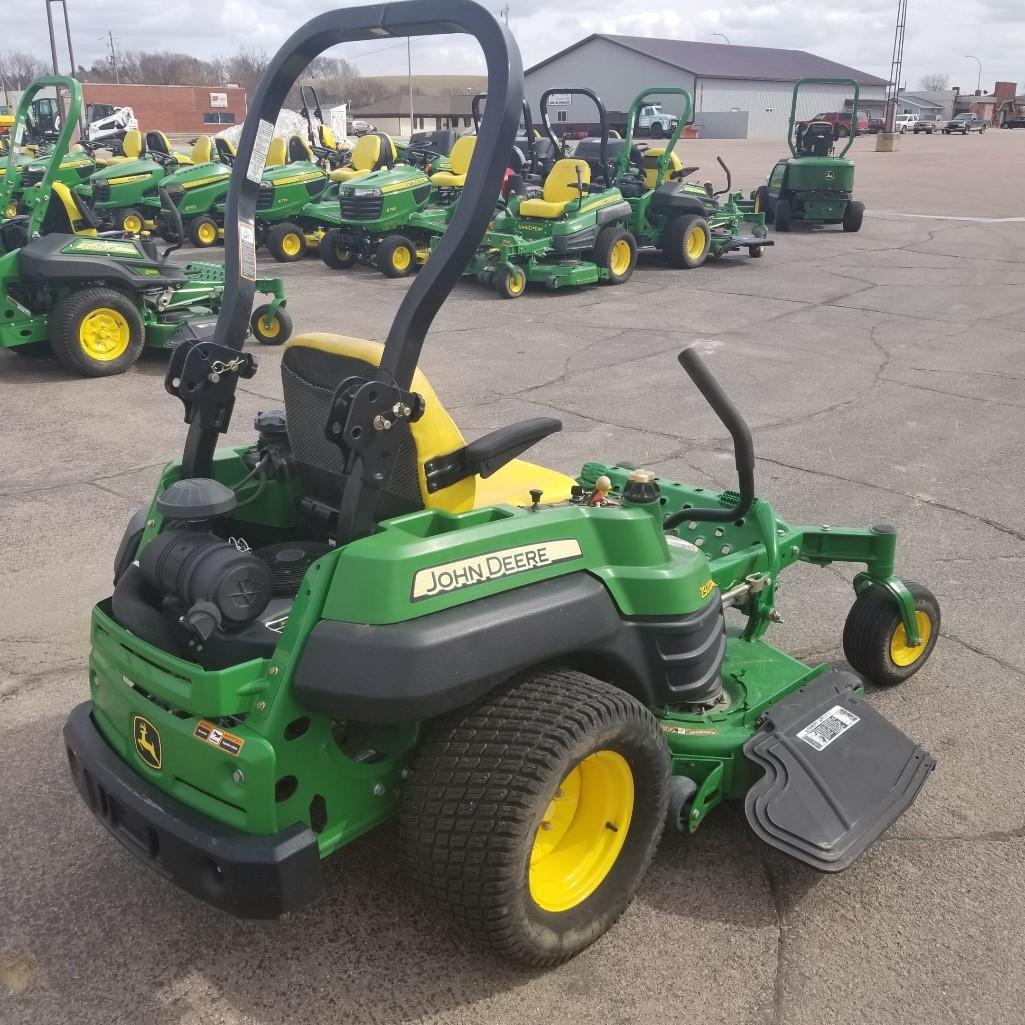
<box><xmin>281</xmin><ymin>342</ymin><xmax>424</xmax><ymax>521</ymax></box>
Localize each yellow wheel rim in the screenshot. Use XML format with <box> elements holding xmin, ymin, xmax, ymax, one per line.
<box><xmin>529</xmin><ymin>750</ymin><xmax>634</xmax><ymax>913</ymax></box>
<box><xmin>685</xmin><ymin>225</ymin><xmax>706</xmax><ymax>261</ymax></box>
<box><xmin>392</xmin><ymin>245</ymin><xmax>412</xmax><ymax>271</ymax></box>
<box><xmin>508</xmin><ymin>268</ymin><xmax>525</xmax><ymax>295</ymax></box>
<box><xmin>122</xmin><ymin>213</ymin><xmax>142</xmax><ymax>233</ymax></box>
<box><xmin>4</xmin><ymin>203</ymin><xmax>16</xmax><ymax>218</ymax></box>
<box><xmin>890</xmin><ymin>611</ymin><xmax>932</xmax><ymax>667</ymax></box>
<box><xmin>79</xmin><ymin>307</ymin><xmax>131</xmax><ymax>361</ymax></box>
<box><xmin>197</xmin><ymin>222</ymin><xmax>216</xmax><ymax>245</ymax></box>
<box><xmin>281</xmin><ymin>232</ymin><xmax>302</xmax><ymax>257</ymax></box>
<box><xmin>610</xmin><ymin>239</ymin><xmax>632</xmax><ymax>276</ymax></box>
<box><xmin>258</xmin><ymin>315</ymin><xmax>280</xmax><ymax>339</ymax></box>
<box><xmin>753</xmin><ymin>192</ymin><xmax>761</xmax><ymax>213</ymax></box>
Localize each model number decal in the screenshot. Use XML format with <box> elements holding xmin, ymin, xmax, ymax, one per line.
<box><xmin>411</xmin><ymin>540</ymin><xmax>583</xmax><ymax>601</ymax></box>
<box><xmin>796</xmin><ymin>705</ymin><xmax>860</xmax><ymax>751</ymax></box>
<box><xmin>699</xmin><ymin>578</ymin><xmax>716</xmax><ymax>599</ymax></box>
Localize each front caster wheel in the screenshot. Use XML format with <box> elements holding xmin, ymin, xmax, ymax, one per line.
<box><xmin>400</xmin><ymin>669</ymin><xmax>670</xmax><ymax>967</ymax></box>
<box><xmin>843</xmin><ymin>581</ymin><xmax>940</xmax><ymax>686</ymax></box>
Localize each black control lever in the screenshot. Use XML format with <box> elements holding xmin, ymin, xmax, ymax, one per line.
<box><xmin>664</xmin><ymin>348</ymin><xmax>755</xmax><ymax>526</ymax></box>
<box><xmin>713</xmin><ymin>156</ymin><xmax>732</xmax><ymax>198</ymax></box>
<box><xmin>159</xmin><ymin>186</ymin><xmax>183</xmax><ymax>259</ymax></box>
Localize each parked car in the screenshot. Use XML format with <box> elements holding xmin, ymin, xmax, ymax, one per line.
<box><xmin>1001</xmin><ymin>117</ymin><xmax>1025</xmax><ymax>129</ymax></box>
<box><xmin>801</xmin><ymin>109</ymin><xmax>869</xmax><ymax>137</ymax></box>
<box><xmin>912</xmin><ymin>119</ymin><xmax>936</xmax><ymax>134</ymax></box>
<box><xmin>943</xmin><ymin>113</ymin><xmax>987</xmax><ymax>134</ymax></box>
<box><xmin>868</xmin><ymin>116</ymin><xmax>885</xmax><ymax>134</ymax></box>
<box><xmin>895</xmin><ymin>114</ymin><xmax>919</xmax><ymax>133</ymax></box>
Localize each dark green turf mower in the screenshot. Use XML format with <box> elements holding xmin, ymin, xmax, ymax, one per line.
<box><xmin>611</xmin><ymin>87</ymin><xmax>771</xmax><ymax>266</ymax></box>
<box><xmin>466</xmin><ymin>87</ymin><xmax>638</xmax><ymax>298</ymax></box>
<box><xmin>755</xmin><ymin>77</ymin><xmax>865</xmax><ymax>233</ymax></box>
<box><xmin>0</xmin><ymin>77</ymin><xmax>292</xmax><ymax>376</ymax></box>
<box><xmin>63</xmin><ymin>1</ymin><xmax>937</xmax><ymax>966</ymax></box>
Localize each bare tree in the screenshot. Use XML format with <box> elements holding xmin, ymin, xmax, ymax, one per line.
<box><xmin>920</xmin><ymin>73</ymin><xmax>949</xmax><ymax>92</ymax></box>
<box><xmin>1</xmin><ymin>50</ymin><xmax>48</xmax><ymax>88</ymax></box>
<box><xmin>222</xmin><ymin>48</ymin><xmax>271</xmax><ymax>95</ymax></box>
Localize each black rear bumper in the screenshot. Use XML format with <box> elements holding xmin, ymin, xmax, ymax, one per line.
<box><xmin>63</xmin><ymin>702</ymin><xmax>323</xmax><ymax>918</ymax></box>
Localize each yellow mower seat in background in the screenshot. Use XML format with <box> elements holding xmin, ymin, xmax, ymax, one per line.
<box><xmin>330</xmin><ymin>132</ymin><xmax>391</xmax><ymax>183</ymax></box>
<box><xmin>191</xmin><ymin>136</ymin><xmax>213</xmax><ymax>163</ymax></box>
<box><xmin>103</xmin><ymin>128</ymin><xmax>143</xmax><ymax>164</ymax></box>
<box><xmin>146</xmin><ymin>129</ymin><xmax>193</xmax><ymax>165</ymax></box>
<box><xmin>642</xmin><ymin>147</ymin><xmax>683</xmax><ymax>189</ymax></box>
<box><xmin>319</xmin><ymin>124</ymin><xmax>337</xmax><ymax>149</ymax></box>
<box><xmin>265</xmin><ymin>137</ymin><xmax>287</xmax><ymax>167</ymax></box>
<box><xmin>518</xmin><ymin>158</ymin><xmax>590</xmax><ymax>219</ymax></box>
<box><xmin>280</xmin><ymin>334</ymin><xmax>575</xmax><ymax>515</ymax></box>
<box><xmin>430</xmin><ymin>135</ymin><xmax>476</xmax><ymax>188</ymax></box>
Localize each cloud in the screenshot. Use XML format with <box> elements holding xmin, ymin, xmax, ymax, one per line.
<box><xmin>3</xmin><ymin>0</ymin><xmax>1024</xmax><ymax>95</ymax></box>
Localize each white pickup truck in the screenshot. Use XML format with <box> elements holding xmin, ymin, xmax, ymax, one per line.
<box><xmin>635</xmin><ymin>103</ymin><xmax>678</xmax><ymax>138</ymax></box>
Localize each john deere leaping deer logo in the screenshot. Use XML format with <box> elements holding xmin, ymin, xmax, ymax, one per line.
<box><xmin>133</xmin><ymin>716</ymin><xmax>162</xmax><ymax>770</ymax></box>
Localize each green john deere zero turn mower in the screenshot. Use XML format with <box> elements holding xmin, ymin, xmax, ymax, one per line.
<box><xmin>755</xmin><ymin>77</ymin><xmax>865</xmax><ymax>233</ymax></box>
<box><xmin>466</xmin><ymin>87</ymin><xmax>637</xmax><ymax>298</ymax></box>
<box><xmin>0</xmin><ymin>77</ymin><xmax>292</xmax><ymax>375</ymax></box>
<box><xmin>611</xmin><ymin>87</ymin><xmax>772</xmax><ymax>266</ymax></box>
<box><xmin>64</xmin><ymin>0</ymin><xmax>937</xmax><ymax>965</ymax></box>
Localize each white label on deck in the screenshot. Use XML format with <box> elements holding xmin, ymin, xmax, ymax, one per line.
<box><xmin>796</xmin><ymin>705</ymin><xmax>860</xmax><ymax>751</ymax></box>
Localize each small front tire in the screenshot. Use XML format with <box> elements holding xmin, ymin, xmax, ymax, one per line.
<box><xmin>117</xmin><ymin>207</ymin><xmax>145</xmax><ymax>235</ymax></box>
<box><xmin>267</xmin><ymin>222</ymin><xmax>306</xmax><ymax>262</ymax></box>
<box><xmin>377</xmin><ymin>234</ymin><xmax>417</xmax><ymax>278</ymax></box>
<box><xmin>188</xmin><ymin>215</ymin><xmax>219</xmax><ymax>248</ymax></box>
<box><xmin>842</xmin><ymin>200</ymin><xmax>865</xmax><ymax>233</ymax></box>
<box><xmin>843</xmin><ymin>581</ymin><xmax>940</xmax><ymax>686</ymax></box>
<box><xmin>494</xmin><ymin>264</ymin><xmax>527</xmax><ymax>299</ymax></box>
<box><xmin>249</xmin><ymin>305</ymin><xmax>292</xmax><ymax>346</ymax></box>
<box><xmin>593</xmin><ymin>226</ymin><xmax>637</xmax><ymax>284</ymax></box>
<box><xmin>319</xmin><ymin>228</ymin><xmax>358</xmax><ymax>269</ymax></box>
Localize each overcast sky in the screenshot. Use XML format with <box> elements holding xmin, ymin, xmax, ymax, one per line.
<box><xmin>4</xmin><ymin>0</ymin><xmax>1024</xmax><ymax>93</ymax></box>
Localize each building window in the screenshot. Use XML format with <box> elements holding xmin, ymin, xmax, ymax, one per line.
<box><xmin>556</xmin><ymin>110</ymin><xmax>567</xmax><ymax>122</ymax></box>
<box><xmin>203</xmin><ymin>112</ymin><xmax>236</xmax><ymax>124</ymax></box>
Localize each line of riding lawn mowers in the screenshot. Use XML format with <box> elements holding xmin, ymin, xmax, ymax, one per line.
<box><xmin>2</xmin><ymin>71</ymin><xmax>867</xmax><ymax>374</ymax></box>
<box><xmin>57</xmin><ymin>0</ymin><xmax>935</xmax><ymax>973</ymax></box>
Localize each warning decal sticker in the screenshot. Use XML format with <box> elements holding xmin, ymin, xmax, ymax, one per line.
<box><xmin>796</xmin><ymin>705</ymin><xmax>860</xmax><ymax>751</ymax></box>
<box><xmin>194</xmin><ymin>720</ymin><xmax>246</xmax><ymax>756</ymax></box>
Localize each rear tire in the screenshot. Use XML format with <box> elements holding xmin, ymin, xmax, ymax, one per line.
<box><xmin>648</xmin><ymin>122</ymin><xmax>663</xmax><ymax>139</ymax></box>
<box><xmin>774</xmin><ymin>198</ymin><xmax>792</xmax><ymax>232</ymax></box>
<box><xmin>319</xmin><ymin>228</ymin><xmax>358</xmax><ymax>269</ymax></box>
<box><xmin>753</xmin><ymin>185</ymin><xmax>771</xmax><ymax>216</ymax></box>
<box><xmin>842</xmin><ymin>200</ymin><xmax>865</xmax><ymax>233</ymax></box>
<box><xmin>843</xmin><ymin>581</ymin><xmax>940</xmax><ymax>686</ymax></box>
<box><xmin>188</xmin><ymin>215</ymin><xmax>219</xmax><ymax>248</ymax></box>
<box><xmin>593</xmin><ymin>226</ymin><xmax>637</xmax><ymax>284</ymax></box>
<box><xmin>377</xmin><ymin>234</ymin><xmax>416</xmax><ymax>278</ymax></box>
<box><xmin>268</xmin><ymin>222</ymin><xmax>306</xmax><ymax>262</ymax></box>
<box><xmin>48</xmin><ymin>287</ymin><xmax>145</xmax><ymax>377</ymax></box>
<box><xmin>400</xmin><ymin>669</ymin><xmax>670</xmax><ymax>967</ymax></box>
<box><xmin>663</xmin><ymin>214</ymin><xmax>710</xmax><ymax>268</ymax></box>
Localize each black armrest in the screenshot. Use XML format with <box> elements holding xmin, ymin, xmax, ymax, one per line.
<box><xmin>424</xmin><ymin>418</ymin><xmax>562</xmax><ymax>493</ymax></box>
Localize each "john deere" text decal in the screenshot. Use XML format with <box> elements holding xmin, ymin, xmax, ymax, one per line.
<box><xmin>411</xmin><ymin>540</ymin><xmax>583</xmax><ymax>601</ymax></box>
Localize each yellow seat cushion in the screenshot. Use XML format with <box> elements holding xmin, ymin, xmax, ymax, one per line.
<box><xmin>265</xmin><ymin>137</ymin><xmax>287</xmax><ymax>168</ymax></box>
<box><xmin>283</xmin><ymin>333</ymin><xmax>575</xmax><ymax>513</ymax></box>
<box><xmin>350</xmin><ymin>133</ymin><xmax>383</xmax><ymax>170</ymax></box>
<box><xmin>518</xmin><ymin>158</ymin><xmax>590</xmax><ymax>219</ymax></box>
<box><xmin>642</xmin><ymin>147</ymin><xmax>683</xmax><ymax>188</ymax></box>
<box><xmin>191</xmin><ymin>136</ymin><xmax>213</xmax><ymax>163</ymax></box>
<box><xmin>330</xmin><ymin>167</ymin><xmax>371</xmax><ymax>183</ymax></box>
<box><xmin>430</xmin><ymin>170</ymin><xmax>466</xmax><ymax>188</ymax></box>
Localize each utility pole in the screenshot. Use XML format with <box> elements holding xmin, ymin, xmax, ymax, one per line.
<box><xmin>407</xmin><ymin>37</ymin><xmax>414</xmax><ymax>135</ymax></box>
<box><xmin>45</xmin><ymin>0</ymin><xmax>79</xmax><ymax>127</ymax></box>
<box><xmin>883</xmin><ymin>0</ymin><xmax>908</xmax><ymax>133</ymax></box>
<box><xmin>964</xmin><ymin>55</ymin><xmax>982</xmax><ymax>94</ymax></box>
<box><xmin>106</xmin><ymin>30</ymin><xmax>120</xmax><ymax>83</ymax></box>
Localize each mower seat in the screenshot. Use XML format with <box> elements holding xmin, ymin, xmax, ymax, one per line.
<box><xmin>288</xmin><ymin>135</ymin><xmax>315</xmax><ymax>163</ymax></box>
<box><xmin>643</xmin><ymin>147</ymin><xmax>684</xmax><ymax>188</ymax></box>
<box><xmin>214</xmin><ymin>136</ymin><xmax>237</xmax><ymax>164</ymax></box>
<box><xmin>431</xmin><ymin>135</ymin><xmax>475</xmax><ymax>188</ymax></box>
<box><xmin>518</xmin><ymin>159</ymin><xmax>590</xmax><ymax>219</ymax></box>
<box><xmin>798</xmin><ymin>121</ymin><xmax>834</xmax><ymax>157</ymax></box>
<box><xmin>319</xmin><ymin>124</ymin><xmax>337</xmax><ymax>149</ymax></box>
<box><xmin>265</xmin><ymin>137</ymin><xmax>287</xmax><ymax>168</ymax></box>
<box><xmin>330</xmin><ymin>132</ymin><xmax>394</xmax><ymax>183</ymax></box>
<box><xmin>43</xmin><ymin>183</ymin><xmax>100</xmax><ymax>237</ymax></box>
<box><xmin>191</xmin><ymin>136</ymin><xmax>214</xmax><ymax>163</ymax></box>
<box><xmin>104</xmin><ymin>128</ymin><xmax>143</xmax><ymax>163</ymax></box>
<box><xmin>280</xmin><ymin>334</ymin><xmax>575</xmax><ymax>519</ymax></box>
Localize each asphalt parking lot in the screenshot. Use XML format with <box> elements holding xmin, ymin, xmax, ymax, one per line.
<box><xmin>2</xmin><ymin>128</ymin><xmax>1024</xmax><ymax>1024</ymax></box>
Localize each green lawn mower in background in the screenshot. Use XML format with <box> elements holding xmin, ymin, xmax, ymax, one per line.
<box><xmin>63</xmin><ymin>0</ymin><xmax>938</xmax><ymax>967</ymax></box>
<box><xmin>0</xmin><ymin>76</ymin><xmax>292</xmax><ymax>376</ymax></box>
<box><xmin>755</xmin><ymin>77</ymin><xmax>865</xmax><ymax>233</ymax></box>
<box><xmin>156</xmin><ymin>136</ymin><xmax>237</xmax><ymax>248</ymax></box>
<box><xmin>466</xmin><ymin>87</ymin><xmax>637</xmax><ymax>298</ymax></box>
<box><xmin>611</xmin><ymin>87</ymin><xmax>771</xmax><ymax>266</ymax></box>
<box><xmin>81</xmin><ymin>130</ymin><xmax>198</xmax><ymax>234</ymax></box>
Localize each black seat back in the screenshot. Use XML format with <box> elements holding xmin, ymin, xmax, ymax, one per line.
<box><xmin>280</xmin><ymin>344</ymin><xmax>424</xmax><ymax>523</ymax></box>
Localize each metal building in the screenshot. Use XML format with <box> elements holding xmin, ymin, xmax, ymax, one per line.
<box><xmin>524</xmin><ymin>35</ymin><xmax>888</xmax><ymax>139</ymax></box>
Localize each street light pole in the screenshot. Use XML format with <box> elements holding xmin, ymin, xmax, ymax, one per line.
<box><xmin>45</xmin><ymin>0</ymin><xmax>79</xmax><ymax>127</ymax></box>
<box><xmin>964</xmin><ymin>55</ymin><xmax>982</xmax><ymax>94</ymax></box>
<box><xmin>709</xmin><ymin>32</ymin><xmax>731</xmax><ymax>44</ymax></box>
<box><xmin>407</xmin><ymin>37</ymin><xmax>414</xmax><ymax>135</ymax></box>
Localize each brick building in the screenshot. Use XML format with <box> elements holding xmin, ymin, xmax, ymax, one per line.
<box><xmin>955</xmin><ymin>82</ymin><xmax>1024</xmax><ymax>125</ymax></box>
<box><xmin>81</xmin><ymin>83</ymin><xmax>247</xmax><ymax>135</ymax></box>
